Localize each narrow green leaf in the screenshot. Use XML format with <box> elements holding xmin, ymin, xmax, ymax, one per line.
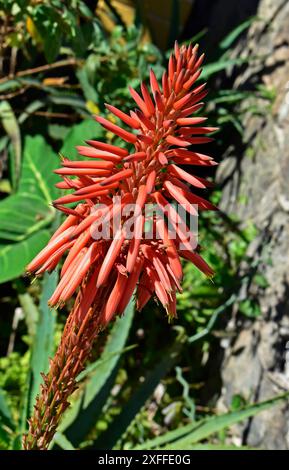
<box><xmin>19</xmin><ymin>271</ymin><xmax>57</xmax><ymax>438</ymax></box>
<box><xmin>28</xmin><ymin>271</ymin><xmax>58</xmax><ymax>416</ymax></box>
<box><xmin>220</xmin><ymin>17</ymin><xmax>256</xmax><ymax>50</ymax></box>
<box><xmin>52</xmin><ymin>432</ymin><xmax>75</xmax><ymax>450</ymax></box>
<box><xmin>0</xmin><ymin>388</ymin><xmax>15</xmax><ymax>447</ymax></box>
<box><xmin>0</xmin><ymin>100</ymin><xmax>21</xmax><ymax>190</ymax></box>
<box><xmin>0</xmin><ymin>79</ymin><xmax>22</xmax><ymax>93</ymax></box>
<box><xmin>59</xmin><ymin>299</ymin><xmax>134</xmax><ymax>446</ymax></box>
<box><xmin>49</xmin><ymin>94</ymin><xmax>87</xmax><ymax>112</ymax></box>
<box><xmin>0</xmin><ymin>135</ymin><xmax>9</xmax><ymax>153</ymax></box>
<box><xmin>18</xmin><ymin>100</ymin><xmax>45</xmax><ymax>124</ymax></box>
<box><xmin>0</xmin><ymin>421</ymin><xmax>13</xmax><ymax>447</ymax></box>
<box><xmin>94</xmin><ymin>329</ymin><xmax>185</xmax><ymax>450</ymax></box>
<box><xmin>181</xmin><ymin>443</ymin><xmax>253</xmax><ymax>450</ymax></box>
<box><xmin>202</xmin><ymin>58</ymin><xmax>248</xmax><ymax>79</ymax></box>
<box><xmin>172</xmin><ymin>395</ymin><xmax>289</xmax><ymax>448</ymax></box>
<box><xmin>18</xmin><ymin>291</ymin><xmax>39</xmax><ymax>338</ymax></box>
<box><xmin>0</xmin><ymin>389</ymin><xmax>14</xmax><ymax>429</ymax></box>
<box><xmin>135</xmin><ymin>393</ymin><xmax>289</xmax><ymax>450</ymax></box>
<box><xmin>84</xmin><ymin>305</ymin><xmax>134</xmax><ymax>409</ymax></box>
<box><xmin>210</xmin><ymin>91</ymin><xmax>250</xmax><ymax>104</ymax></box>
<box><xmin>77</xmin><ymin>68</ymin><xmax>99</xmax><ymax>102</ymax></box>
<box><xmin>76</xmin><ymin>344</ymin><xmax>137</xmax><ymax>382</ymax></box>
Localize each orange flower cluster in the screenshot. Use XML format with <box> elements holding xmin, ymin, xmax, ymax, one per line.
<box><xmin>27</xmin><ymin>42</ymin><xmax>217</xmax><ymax>325</ymax></box>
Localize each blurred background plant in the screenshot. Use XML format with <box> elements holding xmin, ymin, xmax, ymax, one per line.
<box><xmin>0</xmin><ymin>0</ymin><xmax>285</xmax><ymax>451</ymax></box>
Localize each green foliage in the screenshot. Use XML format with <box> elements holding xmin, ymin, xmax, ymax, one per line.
<box><xmin>0</xmin><ymin>350</ymin><xmax>29</xmax><ymax>448</ymax></box>
<box><xmin>59</xmin><ymin>300</ymin><xmax>135</xmax><ymax>447</ymax></box>
<box><xmin>27</xmin><ymin>271</ymin><xmax>58</xmax><ymax>416</ymax></box>
<box><xmin>60</xmin><ymin>119</ymin><xmax>105</xmax><ymax>160</ymax></box>
<box><xmin>77</xmin><ymin>25</ymin><xmax>163</xmax><ymax>111</ymax></box>
<box><xmin>0</xmin><ymin>100</ymin><xmax>21</xmax><ymax>190</ymax></box>
<box><xmin>0</xmin><ymin>7</ymin><xmax>276</xmax><ymax>452</ymax></box>
<box><xmin>94</xmin><ymin>328</ymin><xmax>186</xmax><ymax>450</ymax></box>
<box><xmin>0</xmin><ymin>388</ymin><xmax>15</xmax><ymax>447</ymax></box>
<box><xmin>0</xmin><ymin>0</ymin><xmax>98</xmax><ymax>62</ymax></box>
<box><xmin>219</xmin><ymin>16</ymin><xmax>256</xmax><ymax>50</ymax></box>
<box><xmin>0</xmin><ymin>136</ymin><xmax>57</xmax><ymax>283</ymax></box>
<box><xmin>0</xmin><ymin>230</ymin><xmax>50</xmax><ymax>284</ymax></box>
<box><xmin>134</xmin><ymin>393</ymin><xmax>289</xmax><ymax>450</ymax></box>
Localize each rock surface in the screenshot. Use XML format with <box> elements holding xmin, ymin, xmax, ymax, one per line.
<box><xmin>216</xmin><ymin>0</ymin><xmax>289</xmax><ymax>449</ymax></box>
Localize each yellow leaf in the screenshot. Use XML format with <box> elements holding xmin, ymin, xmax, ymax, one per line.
<box><xmin>107</xmin><ymin>113</ymin><xmax>117</xmax><ymax>124</ymax></box>
<box><xmin>26</xmin><ymin>16</ymin><xmax>42</xmax><ymax>44</ymax></box>
<box><xmin>43</xmin><ymin>77</ymin><xmax>68</xmax><ymax>86</ymax></box>
<box><xmin>86</xmin><ymin>101</ymin><xmax>100</xmax><ymax>115</ymax></box>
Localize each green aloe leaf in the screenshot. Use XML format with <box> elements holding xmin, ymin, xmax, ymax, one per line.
<box><xmin>18</xmin><ymin>135</ymin><xmax>58</xmax><ymax>201</ymax></box>
<box><xmin>18</xmin><ymin>270</ymin><xmax>58</xmax><ymax>440</ymax></box>
<box><xmin>28</xmin><ymin>271</ymin><xmax>58</xmax><ymax>416</ymax></box>
<box><xmin>58</xmin><ymin>299</ymin><xmax>134</xmax><ymax>446</ymax></box>
<box><xmin>179</xmin><ymin>443</ymin><xmax>253</xmax><ymax>450</ymax></box>
<box><xmin>52</xmin><ymin>432</ymin><xmax>75</xmax><ymax>450</ymax></box>
<box><xmin>77</xmin><ymin>344</ymin><xmax>137</xmax><ymax>382</ymax></box>
<box><xmin>135</xmin><ymin>393</ymin><xmax>289</xmax><ymax>450</ymax></box>
<box><xmin>94</xmin><ymin>327</ymin><xmax>186</xmax><ymax>450</ymax></box>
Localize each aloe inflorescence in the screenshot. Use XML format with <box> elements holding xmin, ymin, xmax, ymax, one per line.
<box><xmin>23</xmin><ymin>42</ymin><xmax>217</xmax><ymax>450</ymax></box>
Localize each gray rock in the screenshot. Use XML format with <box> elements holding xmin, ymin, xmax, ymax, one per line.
<box><xmin>216</xmin><ymin>0</ymin><xmax>289</xmax><ymax>449</ymax></box>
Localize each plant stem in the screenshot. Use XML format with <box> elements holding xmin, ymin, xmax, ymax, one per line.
<box><xmin>0</xmin><ymin>58</ymin><xmax>80</xmax><ymax>85</ymax></box>
<box><xmin>22</xmin><ymin>282</ymin><xmax>111</xmax><ymax>450</ymax></box>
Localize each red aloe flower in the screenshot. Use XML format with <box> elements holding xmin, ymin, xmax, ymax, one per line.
<box><xmin>23</xmin><ymin>42</ymin><xmax>217</xmax><ymax>450</ymax></box>
<box><xmin>27</xmin><ymin>42</ymin><xmax>216</xmax><ymax>324</ymax></box>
